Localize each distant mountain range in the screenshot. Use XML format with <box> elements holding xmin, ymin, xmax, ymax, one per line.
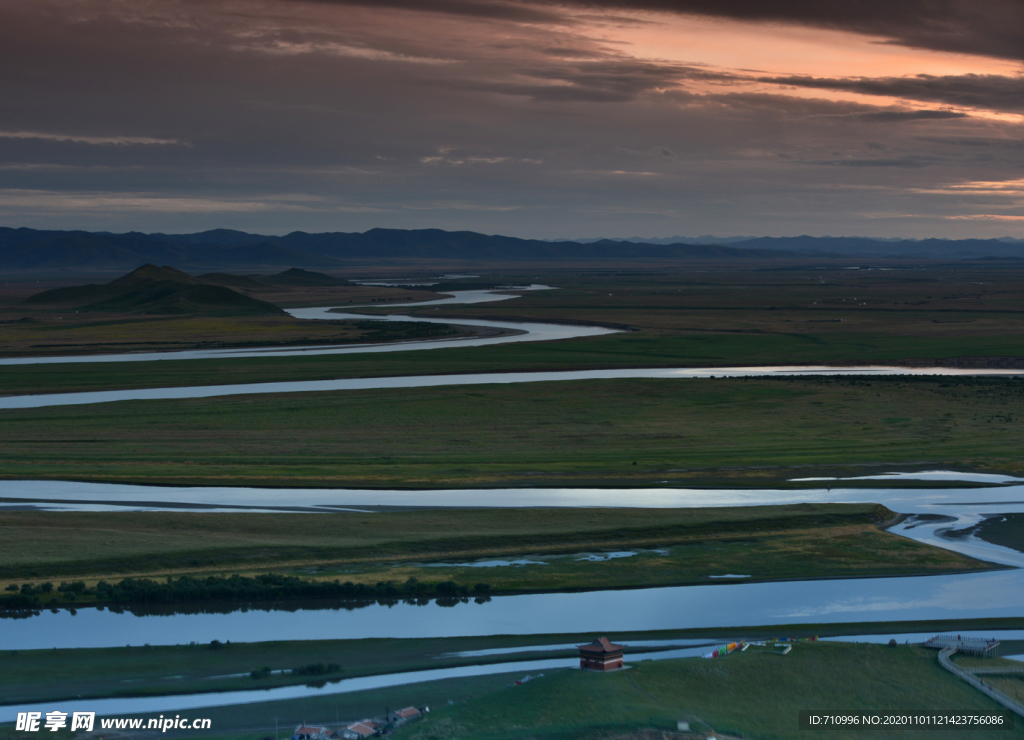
<box><xmin>563</xmin><ymin>234</ymin><xmax>1024</xmax><ymax>248</ymax></box>
<box><xmin>1</xmin><ymin>226</ymin><xmax>1021</xmax><ymax>271</ymax></box>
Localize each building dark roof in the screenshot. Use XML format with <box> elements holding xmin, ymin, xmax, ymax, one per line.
<box><xmin>578</xmin><ymin>637</ymin><xmax>625</xmax><ymax>654</ymax></box>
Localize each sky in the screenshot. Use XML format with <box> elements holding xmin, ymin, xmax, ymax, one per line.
<box><xmin>1</xmin><ymin>0</ymin><xmax>1023</xmax><ymax>239</ymax></box>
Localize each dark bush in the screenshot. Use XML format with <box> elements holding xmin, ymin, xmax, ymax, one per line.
<box><xmin>291</xmin><ymin>662</ymin><xmax>341</xmax><ymax>676</ymax></box>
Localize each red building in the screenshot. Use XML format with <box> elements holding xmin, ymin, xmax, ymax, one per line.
<box><xmin>578</xmin><ymin>637</ymin><xmax>625</xmax><ymax>671</ymax></box>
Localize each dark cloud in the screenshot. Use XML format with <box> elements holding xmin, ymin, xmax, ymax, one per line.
<box><xmin>761</xmin><ymin>73</ymin><xmax>1024</xmax><ymax>113</ymax></box>
<box><xmin>918</xmin><ymin>136</ymin><xmax>1024</xmax><ymax>150</ymax></box>
<box><xmin>0</xmin><ymin>0</ymin><xmax>1022</xmax><ymax>238</ymax></box>
<box><xmin>857</xmin><ymin>110</ymin><xmax>969</xmax><ymax>122</ymax></box>
<box><xmin>547</xmin><ymin>0</ymin><xmax>1024</xmax><ymax>63</ymax></box>
<box><xmin>437</xmin><ymin>58</ymin><xmax>732</xmax><ymax>102</ymax></box>
<box><xmin>295</xmin><ymin>0</ymin><xmax>569</xmax><ymax>23</ymax></box>
<box><xmin>292</xmin><ymin>0</ymin><xmax>1024</xmax><ymax>66</ymax></box>
<box><xmin>803</xmin><ymin>155</ymin><xmax>938</xmax><ymax>168</ymax></box>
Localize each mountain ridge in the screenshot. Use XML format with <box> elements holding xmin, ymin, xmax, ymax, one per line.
<box><xmin>2</xmin><ymin>226</ymin><xmax>1022</xmax><ymax>271</ymax></box>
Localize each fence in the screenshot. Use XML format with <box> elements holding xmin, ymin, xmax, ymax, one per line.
<box><xmin>938</xmin><ymin>647</ymin><xmax>1024</xmax><ymax>719</ymax></box>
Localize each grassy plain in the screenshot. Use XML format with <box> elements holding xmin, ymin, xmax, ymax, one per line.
<box><xmin>2</xmin><ymin>265</ymin><xmax>1023</xmax><ymax>394</ymax></box>
<box><xmin>2</xmin><ymin>265</ymin><xmax>1021</xmax><ymax>739</ymax></box>
<box><xmin>2</xmin><ymin>504</ymin><xmax>986</xmax><ymax>590</ymax></box>
<box><xmin>1</xmin><ymin>376</ymin><xmax>1021</xmax><ymax>487</ymax></box>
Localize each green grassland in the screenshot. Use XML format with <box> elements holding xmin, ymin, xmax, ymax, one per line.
<box><xmin>397</xmin><ymin>266</ymin><xmax>1024</xmax><ymax>344</ymax></box>
<box><xmin>0</xmin><ymin>633</ymin><xmax>587</xmax><ymax>705</ymax></box>
<box><xmin>986</xmin><ymin>675</ymin><xmax>1024</xmax><ymax>705</ymax></box>
<box><xmin>1</xmin><ymin>267</ymin><xmax>1021</xmax><ymax>740</ymax></box>
<box><xmin>1</xmin><ymin>376</ymin><xmax>1022</xmax><ymax>487</ymax></box>
<box><xmin>396</xmin><ymin>643</ymin><xmax>1022</xmax><ymax>740</ymax></box>
<box><xmin>5</xmin><ymin>625</ymin><xmax>1024</xmax><ymax>722</ymax></box>
<box><xmin>3</xmin><ymin>328</ymin><xmax>1023</xmax><ymax>397</ymax></box>
<box><xmin>57</xmin><ymin>641</ymin><xmax>1015</xmax><ymax>740</ymax></box>
<box><xmin>2</xmin><ymin>265</ymin><xmax>1023</xmax><ymax>395</ymax></box>
<box><xmin>2</xmin><ymin>504</ymin><xmax>986</xmax><ymax>593</ymax></box>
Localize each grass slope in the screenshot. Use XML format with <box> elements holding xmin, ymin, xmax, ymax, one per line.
<box><xmin>24</xmin><ymin>264</ymin><xmax>284</xmax><ymax>316</ymax></box>
<box><xmin>401</xmin><ymin>643</ymin><xmax>1022</xmax><ymax>740</ymax></box>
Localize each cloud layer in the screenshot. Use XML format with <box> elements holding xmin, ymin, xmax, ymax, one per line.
<box><xmin>0</xmin><ymin>0</ymin><xmax>1021</xmax><ymax>237</ymax></box>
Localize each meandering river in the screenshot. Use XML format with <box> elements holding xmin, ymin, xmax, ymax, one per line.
<box><xmin>0</xmin><ymin>286</ymin><xmax>617</xmax><ymax>367</ymax></box>
<box><xmin>4</xmin><ymin>288</ymin><xmax>1024</xmax><ymax>716</ymax></box>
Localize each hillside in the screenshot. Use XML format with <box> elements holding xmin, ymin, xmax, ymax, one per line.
<box><xmin>257</xmin><ymin>267</ymin><xmax>351</xmax><ymax>287</ymax></box>
<box><xmin>24</xmin><ymin>264</ymin><xmax>286</xmax><ymax>316</ymax></box>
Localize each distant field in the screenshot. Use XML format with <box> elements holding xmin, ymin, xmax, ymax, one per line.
<box><xmin>1</xmin><ymin>376</ymin><xmax>1021</xmax><ymax>487</ymax></box>
<box><xmin>400</xmin><ymin>266</ymin><xmax>1024</xmax><ymax>337</ymax></box>
<box><xmin>2</xmin><ymin>265</ymin><xmax>1023</xmax><ymax>394</ymax></box>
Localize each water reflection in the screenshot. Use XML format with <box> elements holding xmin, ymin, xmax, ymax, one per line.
<box><xmin>5</xmin><ymin>568</ymin><xmax>1024</xmax><ymax>651</ymax></box>
<box><xmin>3</xmin><ymin>479</ymin><xmax>1022</xmax><ymax>655</ymax></box>
<box><xmin>4</xmin><ymin>477</ymin><xmax>1024</xmax><ymax>513</ymax></box>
